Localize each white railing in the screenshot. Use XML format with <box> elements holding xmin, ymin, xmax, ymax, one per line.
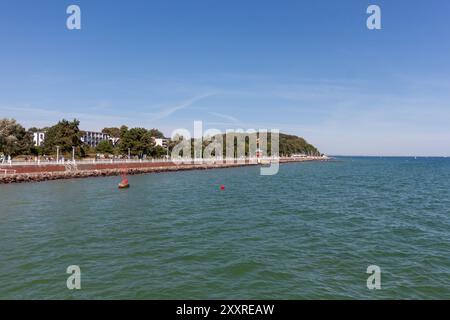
<box><xmin>1</xmin><ymin>156</ymin><xmax>282</xmax><ymax>167</ymax></box>
<box><xmin>0</xmin><ymin>169</ymin><xmax>16</xmax><ymax>175</ymax></box>
<box><xmin>0</xmin><ymin>158</ymin><xmax>171</xmax><ymax>166</ymax></box>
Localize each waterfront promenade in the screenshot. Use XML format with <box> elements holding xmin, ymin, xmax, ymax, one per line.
<box><xmin>0</xmin><ymin>157</ymin><xmax>328</xmax><ymax>184</ymax></box>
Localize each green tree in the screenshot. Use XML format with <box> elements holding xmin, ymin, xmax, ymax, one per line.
<box><xmin>27</xmin><ymin>127</ymin><xmax>48</xmax><ymax>133</ymax></box>
<box><xmin>278</xmin><ymin>133</ymin><xmax>320</xmax><ymax>156</ymax></box>
<box><xmin>0</xmin><ymin>118</ymin><xmax>33</xmax><ymax>156</ymax></box>
<box><xmin>43</xmin><ymin>119</ymin><xmax>83</xmax><ymax>155</ymax></box>
<box><xmin>201</xmin><ymin>132</ymin><xmax>321</xmax><ymax>158</ymax></box>
<box><xmin>151</xmin><ymin>145</ymin><xmax>167</xmax><ymax>158</ymax></box>
<box><xmin>119</xmin><ymin>125</ymin><xmax>129</xmax><ymax>139</ymax></box>
<box><xmin>96</xmin><ymin>140</ymin><xmax>114</xmax><ymax>154</ymax></box>
<box><xmin>148</xmin><ymin>128</ymin><xmax>165</xmax><ymax>138</ymax></box>
<box><xmin>119</xmin><ymin>127</ymin><xmax>155</xmax><ymax>157</ymax></box>
<box><xmin>102</xmin><ymin>127</ymin><xmax>121</xmax><ymax>138</ymax></box>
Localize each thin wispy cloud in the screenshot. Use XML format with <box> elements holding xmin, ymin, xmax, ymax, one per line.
<box><xmin>143</xmin><ymin>93</ymin><xmax>216</xmax><ymax>121</ymax></box>
<box><xmin>208</xmin><ymin>112</ymin><xmax>240</xmax><ymax>125</ymax></box>
<box><xmin>2</xmin><ymin>72</ymin><xmax>450</xmax><ymax>156</ymax></box>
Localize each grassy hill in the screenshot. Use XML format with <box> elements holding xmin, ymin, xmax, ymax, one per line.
<box><xmin>191</xmin><ymin>132</ymin><xmax>322</xmax><ymax>157</ymax></box>
<box><xmin>279</xmin><ymin>133</ymin><xmax>321</xmax><ymax>156</ymax></box>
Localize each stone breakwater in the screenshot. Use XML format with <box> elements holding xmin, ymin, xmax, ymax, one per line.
<box><xmin>0</xmin><ymin>163</ymin><xmax>255</xmax><ymax>184</ymax></box>
<box><xmin>0</xmin><ymin>157</ymin><xmax>328</xmax><ymax>184</ymax></box>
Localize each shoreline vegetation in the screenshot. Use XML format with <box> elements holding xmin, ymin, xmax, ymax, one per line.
<box><xmin>0</xmin><ymin>118</ymin><xmax>322</xmax><ymax>160</ymax></box>
<box><xmin>0</xmin><ymin>156</ymin><xmax>328</xmax><ymax>184</ymax></box>
<box><xmin>1</xmin><ymin>117</ymin><xmax>327</xmax><ymax>184</ymax></box>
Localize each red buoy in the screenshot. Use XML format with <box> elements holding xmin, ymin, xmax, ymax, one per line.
<box><xmin>118</xmin><ymin>178</ymin><xmax>130</xmax><ymax>189</ymax></box>
<box><xmin>118</xmin><ymin>170</ymin><xmax>130</xmax><ymax>189</ymax></box>
<box><xmin>220</xmin><ymin>185</ymin><xmax>225</xmax><ymax>190</ymax></box>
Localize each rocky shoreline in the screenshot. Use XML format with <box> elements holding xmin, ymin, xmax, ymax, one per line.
<box><xmin>0</xmin><ymin>157</ymin><xmax>328</xmax><ymax>184</ymax></box>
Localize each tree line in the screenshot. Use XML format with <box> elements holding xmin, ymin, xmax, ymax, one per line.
<box><xmin>0</xmin><ymin>118</ymin><xmax>167</xmax><ymax>158</ymax></box>
<box><xmin>1</xmin><ymin>118</ymin><xmax>321</xmax><ymax>158</ymax></box>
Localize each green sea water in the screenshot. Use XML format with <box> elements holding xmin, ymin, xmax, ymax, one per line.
<box><xmin>0</xmin><ymin>157</ymin><xmax>449</xmax><ymax>299</ymax></box>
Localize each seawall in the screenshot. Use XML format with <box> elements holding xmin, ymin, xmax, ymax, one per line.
<box><xmin>0</xmin><ymin>157</ymin><xmax>328</xmax><ymax>184</ymax></box>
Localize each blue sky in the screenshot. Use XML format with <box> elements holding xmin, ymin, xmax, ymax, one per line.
<box><xmin>1</xmin><ymin>0</ymin><xmax>450</xmax><ymax>156</ymax></box>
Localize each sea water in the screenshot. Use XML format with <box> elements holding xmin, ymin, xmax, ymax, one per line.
<box><xmin>0</xmin><ymin>157</ymin><xmax>449</xmax><ymax>299</ymax></box>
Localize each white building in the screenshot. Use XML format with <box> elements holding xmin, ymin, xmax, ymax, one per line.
<box><xmin>33</xmin><ymin>132</ymin><xmax>45</xmax><ymax>146</ymax></box>
<box><xmin>110</xmin><ymin>137</ymin><xmax>120</xmax><ymax>146</ymax></box>
<box><xmin>81</xmin><ymin>131</ymin><xmax>111</xmax><ymax>148</ymax></box>
<box><xmin>154</xmin><ymin>138</ymin><xmax>169</xmax><ymax>148</ymax></box>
